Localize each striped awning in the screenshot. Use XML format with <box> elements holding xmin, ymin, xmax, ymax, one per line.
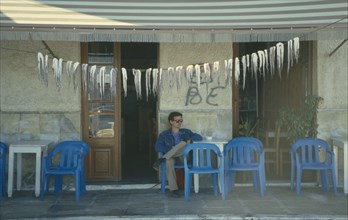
<box><xmin>1</xmin><ymin>0</ymin><xmax>347</xmax><ymax>42</ymax></box>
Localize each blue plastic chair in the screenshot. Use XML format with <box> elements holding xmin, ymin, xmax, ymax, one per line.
<box><xmin>183</xmin><ymin>143</ymin><xmax>225</xmax><ymax>200</ymax></box>
<box><xmin>224</xmin><ymin>137</ymin><xmax>266</xmax><ymax>197</ymax></box>
<box><xmin>0</xmin><ymin>142</ymin><xmax>7</xmax><ymax>199</ymax></box>
<box><xmin>290</xmin><ymin>138</ymin><xmax>337</xmax><ymax>195</ymax></box>
<box><xmin>159</xmin><ymin>152</ymin><xmax>188</xmax><ymax>193</ymax></box>
<box><xmin>47</xmin><ymin>141</ymin><xmax>89</xmax><ymax>195</ymax></box>
<box><xmin>40</xmin><ymin>141</ymin><xmax>89</xmax><ymax>201</ymax></box>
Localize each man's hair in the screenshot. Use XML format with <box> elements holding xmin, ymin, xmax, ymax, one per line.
<box><xmin>168</xmin><ymin>111</ymin><xmax>183</xmax><ymax>122</ymax></box>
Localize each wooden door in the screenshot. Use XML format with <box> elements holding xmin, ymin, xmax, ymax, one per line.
<box><xmin>81</xmin><ymin>42</ymin><xmax>122</xmax><ymax>181</ymax></box>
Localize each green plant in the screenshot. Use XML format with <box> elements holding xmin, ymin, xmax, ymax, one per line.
<box><xmin>277</xmin><ymin>95</ymin><xmax>323</xmax><ymax>143</ymax></box>
<box><xmin>238</xmin><ymin>117</ymin><xmax>258</xmax><ymax>137</ymax></box>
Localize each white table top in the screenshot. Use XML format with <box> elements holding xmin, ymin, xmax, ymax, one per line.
<box><xmin>194</xmin><ymin>138</ymin><xmax>229</xmax><ymax>144</ymax></box>
<box><xmin>10</xmin><ymin>140</ymin><xmax>53</xmax><ymax>147</ymax></box>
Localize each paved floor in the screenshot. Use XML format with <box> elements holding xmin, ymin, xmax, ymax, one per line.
<box><xmin>0</xmin><ymin>185</ymin><xmax>347</xmax><ymax>220</ymax></box>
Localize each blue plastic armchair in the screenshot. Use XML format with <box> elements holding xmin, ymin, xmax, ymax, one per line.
<box><xmin>290</xmin><ymin>138</ymin><xmax>337</xmax><ymax>195</ymax></box>
<box><xmin>183</xmin><ymin>143</ymin><xmax>225</xmax><ymax>200</ymax></box>
<box><xmin>0</xmin><ymin>142</ymin><xmax>7</xmax><ymax>199</ymax></box>
<box><xmin>47</xmin><ymin>141</ymin><xmax>89</xmax><ymax>195</ymax></box>
<box><xmin>224</xmin><ymin>137</ymin><xmax>266</xmax><ymax>197</ymax></box>
<box><xmin>40</xmin><ymin>141</ymin><xmax>89</xmax><ymax>201</ymax></box>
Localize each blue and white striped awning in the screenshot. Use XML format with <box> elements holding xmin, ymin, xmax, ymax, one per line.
<box><xmin>1</xmin><ymin>0</ymin><xmax>347</xmax><ymax>42</ymax></box>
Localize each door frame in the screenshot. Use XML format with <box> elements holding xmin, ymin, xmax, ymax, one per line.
<box><xmin>80</xmin><ymin>42</ymin><xmax>122</xmax><ymax>181</ymax></box>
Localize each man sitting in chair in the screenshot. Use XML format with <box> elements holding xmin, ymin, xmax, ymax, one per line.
<box><xmin>152</xmin><ymin>111</ymin><xmax>202</xmax><ymax>197</ymax></box>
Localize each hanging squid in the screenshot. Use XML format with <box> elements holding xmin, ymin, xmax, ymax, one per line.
<box><xmin>293</xmin><ymin>37</ymin><xmax>300</xmax><ymax>64</ymax></box>
<box><xmin>71</xmin><ymin>62</ymin><xmax>79</xmax><ymax>92</ymax></box>
<box><xmin>81</xmin><ymin>64</ymin><xmax>88</xmax><ymax>90</ymax></box>
<box><xmin>44</xmin><ymin>55</ymin><xmax>49</xmax><ymax>87</ymax></box>
<box><xmin>287</xmin><ymin>39</ymin><xmax>293</xmax><ymax>78</ymax></box>
<box><xmin>227</xmin><ymin>58</ymin><xmax>233</xmax><ymax>86</ymax></box>
<box><xmin>234</xmin><ymin>57</ymin><xmax>240</xmax><ymax>85</ymax></box>
<box><xmin>251</xmin><ymin>53</ymin><xmax>258</xmax><ymax>80</ymax></box>
<box><xmin>133</xmin><ymin>69</ymin><xmax>142</xmax><ymax>99</ymax></box>
<box><xmin>276</xmin><ymin>42</ymin><xmax>284</xmax><ymax>79</ymax></box>
<box><xmin>52</xmin><ymin>58</ymin><xmax>62</xmax><ymax>91</ymax></box>
<box><xmin>213</xmin><ymin>61</ymin><xmax>220</xmax><ymax>86</ymax></box>
<box><xmin>246</xmin><ymin>54</ymin><xmax>250</xmax><ymax>72</ymax></box>
<box><xmin>65</xmin><ymin>61</ymin><xmax>73</xmax><ymax>87</ymax></box>
<box><xmin>145</xmin><ymin>68</ymin><xmax>152</xmax><ymax>101</ymax></box>
<box><xmin>241</xmin><ymin>56</ymin><xmax>247</xmax><ymax>90</ymax></box>
<box><xmin>110</xmin><ymin>68</ymin><xmax>117</xmax><ymax>97</ymax></box>
<box><xmin>152</xmin><ymin>68</ymin><xmax>159</xmax><ymax>96</ymax></box>
<box><xmin>269</xmin><ymin>46</ymin><xmax>276</xmax><ymax>78</ymax></box>
<box><xmin>195</xmin><ymin>64</ymin><xmax>201</xmax><ymax>91</ymax></box>
<box><xmin>175</xmin><ymin>66</ymin><xmax>183</xmax><ymax>90</ymax></box>
<box><xmin>257</xmin><ymin>50</ymin><xmax>265</xmax><ymax>79</ymax></box>
<box><xmin>121</xmin><ymin>68</ymin><xmax>128</xmax><ymax>98</ymax></box>
<box><xmin>264</xmin><ymin>49</ymin><xmax>269</xmax><ymax>73</ymax></box>
<box><xmin>185</xmin><ymin>65</ymin><xmax>193</xmax><ymax>85</ymax></box>
<box><xmin>89</xmin><ymin>65</ymin><xmax>97</xmax><ymax>97</ymax></box>
<box><xmin>37</xmin><ymin>52</ymin><xmax>44</xmax><ymax>83</ymax></box>
<box><xmin>203</xmin><ymin>63</ymin><xmax>210</xmax><ymax>93</ymax></box>
<box><xmin>98</xmin><ymin>66</ymin><xmax>105</xmax><ymax>98</ymax></box>
<box><xmin>168</xmin><ymin>67</ymin><xmax>174</xmax><ymax>88</ymax></box>
<box><xmin>158</xmin><ymin>68</ymin><xmax>163</xmax><ymax>92</ymax></box>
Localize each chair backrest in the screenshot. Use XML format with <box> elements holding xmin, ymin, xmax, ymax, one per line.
<box><xmin>291</xmin><ymin>138</ymin><xmax>330</xmax><ymax>165</ymax></box>
<box><xmin>224</xmin><ymin>138</ymin><xmax>264</xmax><ymax>166</ymax></box>
<box><xmin>184</xmin><ymin>143</ymin><xmax>222</xmax><ymax>169</ymax></box>
<box><xmin>0</xmin><ymin>142</ymin><xmax>7</xmax><ymax>158</ymax></box>
<box><xmin>48</xmin><ymin>141</ymin><xmax>89</xmax><ymax>168</ymax></box>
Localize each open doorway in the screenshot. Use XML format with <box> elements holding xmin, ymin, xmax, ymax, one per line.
<box><xmin>121</xmin><ymin>43</ymin><xmax>158</xmax><ymax>183</ymax></box>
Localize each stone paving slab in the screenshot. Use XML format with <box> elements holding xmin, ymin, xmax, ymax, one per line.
<box><xmin>0</xmin><ymin>186</ymin><xmax>347</xmax><ymax>219</ymax></box>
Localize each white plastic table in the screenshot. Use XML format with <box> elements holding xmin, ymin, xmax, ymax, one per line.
<box><xmin>7</xmin><ymin>140</ymin><xmax>52</xmax><ymax>197</ymax></box>
<box><xmin>332</xmin><ymin>134</ymin><xmax>348</xmax><ymax>194</ymax></box>
<box><xmin>193</xmin><ymin>138</ymin><xmax>228</xmax><ymax>193</ymax></box>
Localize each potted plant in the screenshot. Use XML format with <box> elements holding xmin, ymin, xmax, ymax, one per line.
<box><xmin>277</xmin><ymin>95</ymin><xmax>324</xmax><ymax>143</ymax></box>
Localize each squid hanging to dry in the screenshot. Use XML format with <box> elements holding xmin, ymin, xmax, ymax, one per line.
<box><xmin>44</xmin><ymin>55</ymin><xmax>49</xmax><ymax>87</ymax></box>
<box><xmin>152</xmin><ymin>68</ymin><xmax>159</xmax><ymax>96</ymax></box>
<box><xmin>293</xmin><ymin>37</ymin><xmax>300</xmax><ymax>64</ymax></box>
<box><xmin>269</xmin><ymin>46</ymin><xmax>276</xmax><ymax>78</ymax></box>
<box><xmin>227</xmin><ymin>58</ymin><xmax>233</xmax><ymax>86</ymax></box>
<box><xmin>133</xmin><ymin>69</ymin><xmax>142</xmax><ymax>99</ymax></box>
<box><xmin>98</xmin><ymin>66</ymin><xmax>105</xmax><ymax>98</ymax></box>
<box><xmin>257</xmin><ymin>50</ymin><xmax>265</xmax><ymax>79</ymax></box>
<box><xmin>246</xmin><ymin>54</ymin><xmax>250</xmax><ymax>72</ymax></box>
<box><xmin>276</xmin><ymin>42</ymin><xmax>284</xmax><ymax>79</ymax></box>
<box><xmin>175</xmin><ymin>66</ymin><xmax>183</xmax><ymax>90</ymax></box>
<box><xmin>251</xmin><ymin>53</ymin><xmax>258</xmax><ymax>79</ymax></box>
<box><xmin>81</xmin><ymin>64</ymin><xmax>88</xmax><ymax>90</ymax></box>
<box><xmin>158</xmin><ymin>68</ymin><xmax>163</xmax><ymax>93</ymax></box>
<box><xmin>203</xmin><ymin>63</ymin><xmax>210</xmax><ymax>93</ymax></box>
<box><xmin>121</xmin><ymin>68</ymin><xmax>127</xmax><ymax>97</ymax></box>
<box><xmin>52</xmin><ymin>58</ymin><xmax>63</xmax><ymax>91</ymax></box>
<box><xmin>213</xmin><ymin>61</ymin><xmax>220</xmax><ymax>86</ymax></box>
<box><xmin>287</xmin><ymin>39</ymin><xmax>293</xmax><ymax>78</ymax></box>
<box><xmin>168</xmin><ymin>67</ymin><xmax>174</xmax><ymax>88</ymax></box>
<box><xmin>66</xmin><ymin>61</ymin><xmax>73</xmax><ymax>87</ymax></box>
<box><xmin>264</xmin><ymin>49</ymin><xmax>269</xmax><ymax>73</ymax></box>
<box><xmin>90</xmin><ymin>65</ymin><xmax>97</xmax><ymax>96</ymax></box>
<box><xmin>241</xmin><ymin>56</ymin><xmax>247</xmax><ymax>90</ymax></box>
<box><xmin>37</xmin><ymin>52</ymin><xmax>44</xmax><ymax>83</ymax></box>
<box><xmin>195</xmin><ymin>64</ymin><xmax>201</xmax><ymax>91</ymax></box>
<box><xmin>185</xmin><ymin>65</ymin><xmax>193</xmax><ymax>85</ymax></box>
<box><xmin>234</xmin><ymin>57</ymin><xmax>240</xmax><ymax>85</ymax></box>
<box><xmin>145</xmin><ymin>68</ymin><xmax>152</xmax><ymax>101</ymax></box>
<box><xmin>110</xmin><ymin>68</ymin><xmax>117</xmax><ymax>97</ymax></box>
<box><xmin>72</xmin><ymin>62</ymin><xmax>79</xmax><ymax>92</ymax></box>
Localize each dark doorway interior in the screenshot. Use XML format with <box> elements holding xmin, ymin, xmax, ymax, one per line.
<box><xmin>121</xmin><ymin>43</ymin><xmax>158</xmax><ymax>183</ymax></box>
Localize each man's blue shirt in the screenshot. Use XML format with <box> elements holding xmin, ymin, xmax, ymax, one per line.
<box><xmin>154</xmin><ymin>128</ymin><xmax>203</xmax><ymax>154</ymax></box>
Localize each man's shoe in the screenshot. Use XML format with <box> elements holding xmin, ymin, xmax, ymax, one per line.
<box><xmin>168</xmin><ymin>190</ymin><xmax>180</xmax><ymax>198</ymax></box>
<box><xmin>152</xmin><ymin>158</ymin><xmax>165</xmax><ymax>171</ymax></box>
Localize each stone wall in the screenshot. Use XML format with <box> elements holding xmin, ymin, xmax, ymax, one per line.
<box><xmin>0</xmin><ymin>40</ymin><xmax>81</xmax><ymax>185</ymax></box>
<box><xmin>158</xmin><ymin>43</ymin><xmax>233</xmax><ymax>139</ymax></box>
